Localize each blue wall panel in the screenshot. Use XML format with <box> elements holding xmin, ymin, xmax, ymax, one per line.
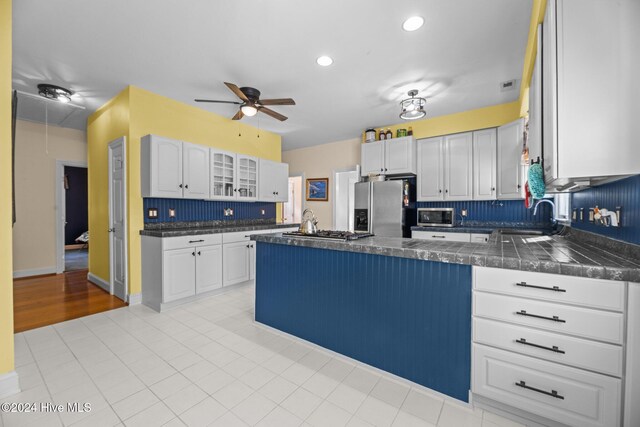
<box><xmin>416</xmin><ymin>199</ymin><xmax>551</xmax><ymax>225</ymax></box>
<box><xmin>143</xmin><ymin>198</ymin><xmax>276</xmax><ymax>223</ymax></box>
<box><xmin>255</xmin><ymin>243</ymin><xmax>472</xmax><ymax>402</ymax></box>
<box><xmin>571</xmin><ymin>175</ymin><xmax>640</xmax><ymax>245</ymax></box>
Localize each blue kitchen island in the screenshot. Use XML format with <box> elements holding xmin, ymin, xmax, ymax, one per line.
<box><xmin>253</xmin><ymin>236</ymin><xmax>472</xmax><ymax>402</ymax></box>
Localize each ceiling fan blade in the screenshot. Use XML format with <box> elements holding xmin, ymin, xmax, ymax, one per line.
<box><xmin>232</xmin><ymin>109</ymin><xmax>244</xmax><ymax>120</ymax></box>
<box><xmin>259</xmin><ymin>106</ymin><xmax>287</xmax><ymax>121</ymax></box>
<box><xmin>224</xmin><ymin>82</ymin><xmax>249</xmax><ymax>102</ymax></box>
<box><xmin>258</xmin><ymin>98</ymin><xmax>296</xmax><ymax>106</ymax></box>
<box><xmin>194</xmin><ymin>99</ymin><xmax>242</xmax><ymax>105</ymax></box>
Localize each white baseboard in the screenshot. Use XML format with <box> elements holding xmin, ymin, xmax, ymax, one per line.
<box><xmin>0</xmin><ymin>371</ymin><xmax>20</xmax><ymax>399</ymax></box>
<box><xmin>128</xmin><ymin>293</ymin><xmax>141</xmax><ymax>305</ymax></box>
<box><xmin>13</xmin><ymin>266</ymin><xmax>56</xmax><ymax>279</ymax></box>
<box><xmin>87</xmin><ymin>272</ymin><xmax>110</xmax><ymax>293</ymax></box>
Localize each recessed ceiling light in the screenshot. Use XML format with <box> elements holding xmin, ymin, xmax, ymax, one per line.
<box><xmin>316</xmin><ymin>56</ymin><xmax>333</xmax><ymax>67</ymax></box>
<box><xmin>402</xmin><ymin>16</ymin><xmax>424</xmax><ymax>32</ymax></box>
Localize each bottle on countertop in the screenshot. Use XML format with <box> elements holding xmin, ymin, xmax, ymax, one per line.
<box><xmin>385</xmin><ymin>129</ymin><xmax>392</xmax><ymax>140</ymax></box>
<box><xmin>407</xmin><ymin>126</ymin><xmax>413</xmax><ymax>136</ymax></box>
<box><xmin>379</xmin><ymin>129</ymin><xmax>386</xmax><ymax>140</ymax></box>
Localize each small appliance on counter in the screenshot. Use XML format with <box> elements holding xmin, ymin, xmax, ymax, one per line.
<box><xmin>354</xmin><ymin>179</ymin><xmax>416</xmax><ymax>238</ymax></box>
<box><xmin>417</xmin><ymin>208</ymin><xmax>455</xmax><ymax>227</ymax></box>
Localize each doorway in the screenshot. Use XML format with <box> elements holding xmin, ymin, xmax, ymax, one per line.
<box><xmin>283</xmin><ymin>174</ymin><xmax>304</xmax><ymax>224</ymax></box>
<box><xmin>333</xmin><ymin>167</ymin><xmax>360</xmax><ymax>231</ymax></box>
<box><xmin>56</xmin><ymin>160</ymin><xmax>88</xmax><ymax>274</ymax></box>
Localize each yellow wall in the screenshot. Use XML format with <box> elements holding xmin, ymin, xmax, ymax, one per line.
<box><xmin>12</xmin><ymin>120</ymin><xmax>87</xmax><ymax>275</ymax></box>
<box><xmin>0</xmin><ymin>0</ymin><xmax>14</xmax><ymax>374</ymax></box>
<box><xmin>88</xmin><ymin>86</ymin><xmax>282</xmax><ymax>296</ymax></box>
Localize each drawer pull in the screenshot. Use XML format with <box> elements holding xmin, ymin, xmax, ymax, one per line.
<box><xmin>516</xmin><ymin>281</ymin><xmax>566</xmax><ymax>293</ymax></box>
<box><xmin>515</xmin><ymin>338</ymin><xmax>565</xmax><ymax>354</ymax></box>
<box><xmin>515</xmin><ymin>310</ymin><xmax>566</xmax><ymax>323</ymax></box>
<box><xmin>432</xmin><ymin>235</ymin><xmax>446</xmax><ymax>239</ymax></box>
<box><xmin>515</xmin><ymin>381</ymin><xmax>564</xmax><ymax>400</ymax></box>
<box><xmin>189</xmin><ymin>239</ymin><xmax>205</xmax><ymax>243</ymax></box>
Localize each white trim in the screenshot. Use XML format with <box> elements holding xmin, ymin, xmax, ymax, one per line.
<box><xmin>127</xmin><ymin>293</ymin><xmax>142</xmax><ymax>305</ymax></box>
<box><xmin>87</xmin><ymin>272</ymin><xmax>110</xmax><ymax>293</ymax></box>
<box><xmin>0</xmin><ymin>372</ymin><xmax>20</xmax><ymax>399</ymax></box>
<box><xmin>13</xmin><ymin>266</ymin><xmax>56</xmax><ymax>279</ymax></box>
<box><xmin>331</xmin><ymin>165</ymin><xmax>360</xmax><ymax>230</ymax></box>
<box><xmin>55</xmin><ymin>160</ymin><xmax>88</xmax><ymax>274</ymax></box>
<box><xmin>108</xmin><ymin>137</ymin><xmax>128</xmax><ymax>302</ymax></box>
<box><xmin>284</xmin><ymin>172</ymin><xmax>305</xmax><ymax>224</ymax></box>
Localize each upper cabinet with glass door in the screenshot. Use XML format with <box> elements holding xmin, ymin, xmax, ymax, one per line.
<box><xmin>210</xmin><ymin>149</ymin><xmax>237</xmax><ymax>200</ymax></box>
<box><xmin>236</xmin><ymin>155</ymin><xmax>259</xmax><ymax>201</ymax></box>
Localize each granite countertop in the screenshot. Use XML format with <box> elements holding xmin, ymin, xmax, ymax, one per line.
<box><xmin>252</xmin><ymin>228</ymin><xmax>640</xmax><ymax>282</ymax></box>
<box><xmin>140</xmin><ymin>221</ymin><xmax>299</xmax><ymax>237</ymax></box>
<box><xmin>410</xmin><ymin>222</ymin><xmax>553</xmax><ymax>235</ymax></box>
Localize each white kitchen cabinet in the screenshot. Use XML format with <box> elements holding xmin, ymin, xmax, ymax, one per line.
<box><xmin>472</xmin><ymin>129</ymin><xmax>497</xmax><ymax>200</ymax></box>
<box><xmin>444</xmin><ymin>132</ymin><xmax>473</xmax><ymax>201</ymax></box>
<box><xmin>417</xmin><ymin>137</ymin><xmax>444</xmax><ymax>201</ymax></box>
<box><xmin>361</xmin><ymin>136</ymin><xmax>416</xmax><ymax>176</ymax></box>
<box><xmin>141</xmin><ymin>135</ymin><xmax>184</xmax><ymax>198</ymax></box>
<box><xmin>528</xmin><ymin>24</ymin><xmax>542</xmax><ymax>165</ymax></box>
<box><xmin>412</xmin><ymin>230</ymin><xmax>471</xmax><ymax>243</ymax></box>
<box><xmin>541</xmin><ymin>0</ymin><xmax>639</xmax><ymax>191</ymax></box>
<box><xmin>210</xmin><ymin>149</ymin><xmax>237</xmax><ymax>200</ymax></box>
<box><xmin>182</xmin><ymin>142</ymin><xmax>210</xmax><ymax>199</ymax></box>
<box><xmin>258</xmin><ymin>159</ymin><xmax>289</xmax><ymax>202</ymax></box>
<box><xmin>497</xmin><ymin>119</ymin><xmax>524</xmax><ymax>200</ymax></box>
<box><xmin>195</xmin><ymin>244</ymin><xmax>223</xmax><ymax>293</ymax></box>
<box><xmin>237</xmin><ymin>155</ymin><xmax>259</xmax><ymax>201</ymax></box>
<box><xmin>223</xmin><ymin>240</ymin><xmax>251</xmax><ymax>286</ymax></box>
<box><xmin>163</xmin><ymin>247</ymin><xmax>196</xmax><ymax>302</ymax></box>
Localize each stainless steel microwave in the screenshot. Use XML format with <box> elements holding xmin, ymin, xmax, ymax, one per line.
<box><xmin>417</xmin><ymin>208</ymin><xmax>455</xmax><ymax>227</ymax></box>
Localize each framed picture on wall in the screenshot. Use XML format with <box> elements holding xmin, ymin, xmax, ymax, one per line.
<box><xmin>306</xmin><ymin>178</ymin><xmax>329</xmax><ymax>201</ymax></box>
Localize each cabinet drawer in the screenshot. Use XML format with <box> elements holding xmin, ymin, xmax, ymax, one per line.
<box><xmin>473</xmin><ymin>318</ymin><xmax>623</xmax><ymax>377</ymax></box>
<box><xmin>474</xmin><ymin>267</ymin><xmax>625</xmax><ymax>311</ymax></box>
<box><xmin>474</xmin><ymin>292</ymin><xmax>624</xmax><ymax>344</ymax></box>
<box><xmin>412</xmin><ymin>230</ymin><xmax>471</xmax><ymax>242</ymax></box>
<box><xmin>222</xmin><ymin>231</ymin><xmax>252</xmax><ymax>244</ymax></box>
<box><xmin>162</xmin><ymin>234</ymin><xmax>222</xmax><ymax>251</ymax></box>
<box><xmin>470</xmin><ymin>233</ymin><xmax>490</xmax><ymax>243</ymax></box>
<box><xmin>473</xmin><ymin>344</ymin><xmax>621</xmax><ymax>427</ymax></box>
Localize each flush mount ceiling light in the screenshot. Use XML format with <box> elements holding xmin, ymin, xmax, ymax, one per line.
<box><xmin>316</xmin><ymin>55</ymin><xmax>333</xmax><ymax>66</ymax></box>
<box><xmin>37</xmin><ymin>83</ymin><xmax>73</xmax><ymax>103</ymax></box>
<box><xmin>399</xmin><ymin>89</ymin><xmax>426</xmax><ymax>120</ymax></box>
<box><xmin>240</xmin><ymin>104</ymin><xmax>258</xmax><ymax>117</ymax></box>
<box><xmin>402</xmin><ymin>16</ymin><xmax>424</xmax><ymax>32</ymax></box>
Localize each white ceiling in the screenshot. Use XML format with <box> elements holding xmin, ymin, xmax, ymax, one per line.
<box><xmin>12</xmin><ymin>0</ymin><xmax>532</xmax><ymax>150</ymax></box>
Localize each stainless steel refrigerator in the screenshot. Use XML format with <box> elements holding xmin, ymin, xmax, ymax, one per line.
<box><xmin>354</xmin><ymin>179</ymin><xmax>416</xmax><ymax>237</ymax></box>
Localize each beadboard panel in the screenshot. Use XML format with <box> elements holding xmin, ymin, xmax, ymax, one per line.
<box><xmin>416</xmin><ymin>199</ymin><xmax>551</xmax><ymax>225</ymax></box>
<box><xmin>255</xmin><ymin>242</ymin><xmax>472</xmax><ymax>402</ymax></box>
<box><xmin>571</xmin><ymin>175</ymin><xmax>640</xmax><ymax>246</ymax></box>
<box><xmin>143</xmin><ymin>198</ymin><xmax>276</xmax><ymax>223</ymax></box>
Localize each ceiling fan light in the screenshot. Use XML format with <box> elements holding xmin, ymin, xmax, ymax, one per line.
<box><xmin>402</xmin><ymin>16</ymin><xmax>424</xmax><ymax>32</ymax></box>
<box><xmin>316</xmin><ymin>56</ymin><xmax>333</xmax><ymax>66</ymax></box>
<box><xmin>37</xmin><ymin>83</ymin><xmax>73</xmax><ymax>104</ymax></box>
<box><xmin>241</xmin><ymin>105</ymin><xmax>258</xmax><ymax>116</ymax></box>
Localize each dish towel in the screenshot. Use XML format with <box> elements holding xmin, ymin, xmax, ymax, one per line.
<box><xmin>528</xmin><ymin>163</ymin><xmax>546</xmax><ymax>199</ymax></box>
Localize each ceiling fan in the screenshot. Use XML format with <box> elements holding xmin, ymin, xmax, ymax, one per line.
<box><xmin>195</xmin><ymin>82</ymin><xmax>295</xmax><ymax>121</ymax></box>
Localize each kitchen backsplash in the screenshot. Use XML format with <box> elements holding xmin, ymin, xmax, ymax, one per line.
<box><xmin>571</xmin><ymin>174</ymin><xmax>640</xmax><ymax>246</ymax></box>
<box><xmin>143</xmin><ymin>198</ymin><xmax>276</xmax><ymax>223</ymax></box>
<box><xmin>416</xmin><ymin>200</ymin><xmax>552</xmax><ymax>225</ymax></box>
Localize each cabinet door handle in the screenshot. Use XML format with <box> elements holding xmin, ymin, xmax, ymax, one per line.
<box><xmin>384</xmin><ymin>168</ymin><xmax>388</xmax><ymax>172</ymax></box>
<box><xmin>197</xmin><ymin>251</ymin><xmax>201</xmax><ymax>256</ymax></box>
<box><xmin>191</xmin><ymin>251</ymin><xmax>196</xmax><ymax>256</ymax></box>
<box><xmin>185</xmin><ymin>184</ymin><xmax>189</xmax><ymax>189</ymax></box>
<box><xmin>189</xmin><ymin>239</ymin><xmax>205</xmax><ymax>243</ymax></box>
<box><xmin>515</xmin><ymin>310</ymin><xmax>566</xmax><ymax>323</ymax></box>
<box><xmin>431</xmin><ymin>235</ymin><xmax>446</xmax><ymax>239</ymax></box>
<box><xmin>517</xmin><ymin>184</ymin><xmax>522</xmax><ymax>189</ymax></box>
<box><xmin>246</xmin><ymin>244</ymin><xmax>250</xmax><ymax>248</ymax></box>
<box><xmin>439</xmin><ymin>189</ymin><xmax>442</xmax><ymax>193</ymax></box>
<box><xmin>491</xmin><ymin>187</ymin><xmax>495</xmax><ymax>191</ymax></box>
<box><xmin>250</xmin><ymin>244</ymin><xmax>254</xmax><ymax>248</ymax></box>
<box><xmin>179</xmin><ymin>184</ymin><xmax>183</xmax><ymax>189</ymax></box>
<box><xmin>515</xmin><ymin>338</ymin><xmax>565</xmax><ymax>354</ymax></box>
<box><xmin>516</xmin><ymin>281</ymin><xmax>566</xmax><ymax>293</ymax></box>
<box><xmin>445</xmin><ymin>189</ymin><xmax>448</xmax><ymax>193</ymax></box>
<box><xmin>515</xmin><ymin>381</ymin><xmax>564</xmax><ymax>400</ymax></box>
<box><xmin>108</xmin><ymin>228</ymin><xmax>115</xmax><ymax>233</ymax></box>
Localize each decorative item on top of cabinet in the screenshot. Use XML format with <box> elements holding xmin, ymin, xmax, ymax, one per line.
<box><xmin>360</xmin><ymin>136</ymin><xmax>416</xmax><ymax>177</ymax></box>
<box><xmin>497</xmin><ymin>119</ymin><xmax>525</xmax><ymax>200</ymax></box>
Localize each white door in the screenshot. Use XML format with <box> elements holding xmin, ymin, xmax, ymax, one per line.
<box><xmin>273</xmin><ymin>162</ymin><xmax>289</xmax><ymax>202</ymax></box>
<box><xmin>237</xmin><ymin>155</ymin><xmax>258</xmax><ymax>201</ymax></box>
<box><xmin>210</xmin><ymin>149</ymin><xmax>236</xmax><ymax>200</ymax></box>
<box><xmin>385</xmin><ymin>137</ymin><xmax>414</xmax><ymax>175</ymax></box>
<box><xmin>223</xmin><ymin>241</ymin><xmax>250</xmax><ymax>286</ymax></box>
<box><xmin>334</xmin><ymin>169</ymin><xmax>359</xmax><ymax>231</ymax></box>
<box><xmin>152</xmin><ymin>136</ymin><xmax>183</xmax><ymax>197</ymax></box>
<box><xmin>417</xmin><ymin>137</ymin><xmax>444</xmax><ymax>201</ymax></box>
<box><xmin>360</xmin><ymin>141</ymin><xmax>385</xmax><ymax>176</ymax></box>
<box><xmin>195</xmin><ymin>244</ymin><xmax>223</xmax><ymax>293</ymax></box>
<box><xmin>108</xmin><ymin>137</ymin><xmax>127</xmax><ymax>301</ymax></box>
<box><xmin>283</xmin><ymin>176</ymin><xmax>303</xmax><ymax>223</ymax></box>
<box><xmin>163</xmin><ymin>248</ymin><xmax>196</xmax><ymax>302</ymax></box>
<box><xmin>183</xmin><ymin>142</ymin><xmax>210</xmax><ymax>199</ymax></box>
<box><xmin>497</xmin><ymin>119</ymin><xmax>525</xmax><ymax>199</ymax></box>
<box><xmin>444</xmin><ymin>132</ymin><xmax>473</xmax><ymax>200</ymax></box>
<box><xmin>473</xmin><ymin>129</ymin><xmax>497</xmax><ymax>200</ymax></box>
<box><xmin>258</xmin><ymin>159</ymin><xmax>278</xmax><ymax>201</ymax></box>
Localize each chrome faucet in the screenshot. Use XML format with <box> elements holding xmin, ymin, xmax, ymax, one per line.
<box><xmin>533</xmin><ymin>199</ymin><xmax>557</xmax><ymax>224</ymax></box>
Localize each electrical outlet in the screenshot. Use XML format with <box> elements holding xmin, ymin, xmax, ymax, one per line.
<box><xmin>571</xmin><ymin>209</ymin><xmax>577</xmax><ymax>221</ymax></box>
<box><xmin>588</xmin><ymin>208</ymin><xmax>595</xmax><ymax>222</ymax></box>
<box><xmin>224</xmin><ymin>208</ymin><xmax>234</xmax><ymax>217</ymax></box>
<box><xmin>168</xmin><ymin>208</ymin><xmax>176</xmax><ymax>218</ymax></box>
<box><xmin>579</xmin><ymin>208</ymin><xmax>584</xmax><ymax>221</ymax></box>
<box><xmin>147</xmin><ymin>208</ymin><xmax>158</xmax><ymax>219</ymax></box>
<box><xmin>261</xmin><ymin>209</ymin><xmax>265</xmax><ymax>216</ymax></box>
<box><xmin>461</xmin><ymin>209</ymin><xmax>468</xmax><ymax>217</ymax></box>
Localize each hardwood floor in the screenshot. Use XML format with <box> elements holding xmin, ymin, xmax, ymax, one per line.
<box><xmin>13</xmin><ymin>269</ymin><xmax>127</xmax><ymax>333</ymax></box>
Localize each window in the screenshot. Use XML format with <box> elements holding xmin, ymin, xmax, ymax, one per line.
<box><xmin>554</xmin><ymin>193</ymin><xmax>571</xmax><ymax>223</ymax></box>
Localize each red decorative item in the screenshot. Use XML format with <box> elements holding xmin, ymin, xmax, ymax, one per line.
<box><xmin>524</xmin><ymin>181</ymin><xmax>533</xmax><ymax>209</ymax></box>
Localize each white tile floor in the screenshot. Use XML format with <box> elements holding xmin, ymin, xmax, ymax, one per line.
<box><xmin>2</xmin><ymin>283</ymin><xmax>526</xmax><ymax>427</ymax></box>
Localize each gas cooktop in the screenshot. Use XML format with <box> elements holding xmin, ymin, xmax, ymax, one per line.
<box><xmin>282</xmin><ymin>230</ymin><xmax>374</xmax><ymax>241</ymax></box>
